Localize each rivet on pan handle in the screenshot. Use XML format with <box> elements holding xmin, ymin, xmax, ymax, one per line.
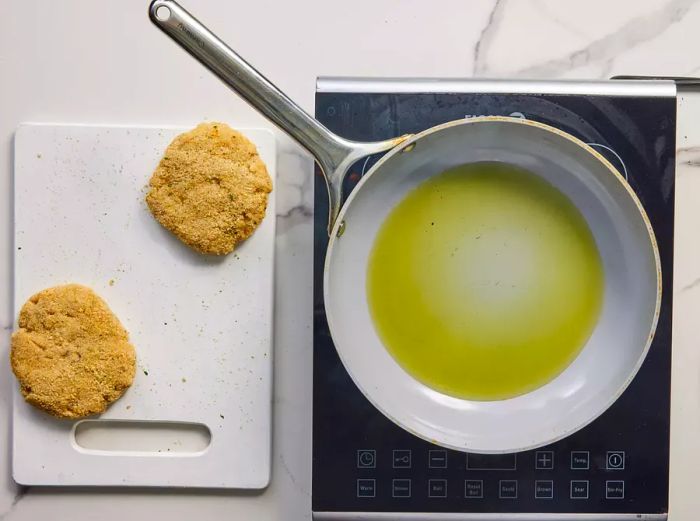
<box><xmin>149</xmin><ymin>0</ymin><xmax>409</xmax><ymax>235</ymax></box>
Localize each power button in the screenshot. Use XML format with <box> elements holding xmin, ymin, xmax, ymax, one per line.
<box><xmin>606</xmin><ymin>451</ymin><xmax>625</xmax><ymax>470</ymax></box>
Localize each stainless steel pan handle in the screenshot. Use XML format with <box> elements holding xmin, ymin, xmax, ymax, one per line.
<box><xmin>149</xmin><ymin>0</ymin><xmax>408</xmax><ymax>234</ymax></box>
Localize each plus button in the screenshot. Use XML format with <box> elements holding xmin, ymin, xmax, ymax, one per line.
<box><xmin>535</xmin><ymin>451</ymin><xmax>554</xmax><ymax>470</ymax></box>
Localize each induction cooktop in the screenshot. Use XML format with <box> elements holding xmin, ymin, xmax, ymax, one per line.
<box><xmin>312</xmin><ymin>79</ymin><xmax>675</xmax><ymax>520</ymax></box>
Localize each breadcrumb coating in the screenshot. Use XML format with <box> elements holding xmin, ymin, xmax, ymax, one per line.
<box><xmin>146</xmin><ymin>122</ymin><xmax>272</xmax><ymax>255</ymax></box>
<box><xmin>11</xmin><ymin>284</ymin><xmax>136</xmax><ymax>419</ymax></box>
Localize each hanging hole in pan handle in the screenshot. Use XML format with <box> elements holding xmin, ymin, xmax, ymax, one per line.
<box><xmin>154</xmin><ymin>5</ymin><xmax>171</xmax><ymax>21</ymax></box>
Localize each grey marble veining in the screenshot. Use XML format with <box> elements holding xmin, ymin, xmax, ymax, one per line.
<box><xmin>0</xmin><ymin>488</ymin><xmax>26</xmax><ymax>521</ymax></box>
<box><xmin>473</xmin><ymin>0</ymin><xmax>507</xmax><ymax>75</ymax></box>
<box><xmin>275</xmin><ymin>150</ymin><xmax>314</xmax><ymax>221</ymax></box>
<box><xmin>677</xmin><ymin>145</ymin><xmax>700</xmax><ymax>167</ymax></box>
<box><xmin>513</xmin><ymin>0</ymin><xmax>697</xmax><ymax>77</ymax></box>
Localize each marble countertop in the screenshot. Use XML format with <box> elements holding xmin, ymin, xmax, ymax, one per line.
<box><xmin>2</xmin><ymin>0</ymin><xmax>700</xmax><ymax>519</ymax></box>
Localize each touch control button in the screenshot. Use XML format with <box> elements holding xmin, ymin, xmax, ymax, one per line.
<box><xmin>535</xmin><ymin>451</ymin><xmax>554</xmax><ymax>470</ymax></box>
<box><xmin>393</xmin><ymin>479</ymin><xmax>411</xmax><ymax>498</ymax></box>
<box><xmin>606</xmin><ymin>480</ymin><xmax>625</xmax><ymax>499</ymax></box>
<box><xmin>535</xmin><ymin>480</ymin><xmax>554</xmax><ymax>499</ymax></box>
<box><xmin>570</xmin><ymin>451</ymin><xmax>590</xmax><ymax>470</ymax></box>
<box><xmin>428</xmin><ymin>479</ymin><xmax>447</xmax><ymax>498</ymax></box>
<box><xmin>570</xmin><ymin>480</ymin><xmax>589</xmax><ymax>499</ymax></box>
<box><xmin>607</xmin><ymin>451</ymin><xmax>625</xmax><ymax>470</ymax></box>
<box><xmin>429</xmin><ymin>450</ymin><xmax>447</xmax><ymax>468</ymax></box>
<box><xmin>499</xmin><ymin>480</ymin><xmax>518</xmax><ymax>499</ymax></box>
<box><xmin>465</xmin><ymin>480</ymin><xmax>484</xmax><ymax>498</ymax></box>
<box><xmin>357</xmin><ymin>479</ymin><xmax>376</xmax><ymax>498</ymax></box>
<box><xmin>357</xmin><ymin>450</ymin><xmax>376</xmax><ymax>469</ymax></box>
<box><xmin>393</xmin><ymin>450</ymin><xmax>412</xmax><ymax>469</ymax></box>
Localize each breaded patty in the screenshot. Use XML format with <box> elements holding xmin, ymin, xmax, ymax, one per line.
<box><xmin>146</xmin><ymin>122</ymin><xmax>273</xmax><ymax>255</ymax></box>
<box><xmin>11</xmin><ymin>284</ymin><xmax>136</xmax><ymax>419</ymax></box>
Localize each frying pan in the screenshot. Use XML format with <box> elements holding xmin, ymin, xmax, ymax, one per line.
<box><xmin>149</xmin><ymin>0</ymin><xmax>661</xmax><ymax>453</ymax></box>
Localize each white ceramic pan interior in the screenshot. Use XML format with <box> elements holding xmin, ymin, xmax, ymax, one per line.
<box><xmin>325</xmin><ymin>117</ymin><xmax>660</xmax><ymax>453</ymax></box>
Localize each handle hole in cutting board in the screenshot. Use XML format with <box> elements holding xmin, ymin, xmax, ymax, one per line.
<box><xmin>74</xmin><ymin>420</ymin><xmax>211</xmax><ymax>455</ymax></box>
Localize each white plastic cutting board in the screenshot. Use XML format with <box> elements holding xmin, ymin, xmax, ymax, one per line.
<box><xmin>12</xmin><ymin>123</ymin><xmax>275</xmax><ymax>488</ymax></box>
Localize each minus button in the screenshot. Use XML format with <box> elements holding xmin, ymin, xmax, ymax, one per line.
<box><xmin>429</xmin><ymin>450</ymin><xmax>447</xmax><ymax>468</ymax></box>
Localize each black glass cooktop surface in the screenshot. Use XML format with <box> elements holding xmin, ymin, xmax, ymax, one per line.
<box><xmin>312</xmin><ymin>82</ymin><xmax>675</xmax><ymax>519</ymax></box>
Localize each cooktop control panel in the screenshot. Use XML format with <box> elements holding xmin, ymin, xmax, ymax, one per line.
<box><xmin>312</xmin><ymin>81</ymin><xmax>674</xmax><ymax>518</ymax></box>
<box><xmin>350</xmin><ymin>449</ymin><xmax>629</xmax><ymax>504</ymax></box>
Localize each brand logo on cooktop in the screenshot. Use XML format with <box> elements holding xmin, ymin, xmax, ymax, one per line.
<box><xmin>464</xmin><ymin>112</ymin><xmax>526</xmax><ymax>119</ymax></box>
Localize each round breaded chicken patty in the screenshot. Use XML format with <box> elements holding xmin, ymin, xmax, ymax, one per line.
<box><xmin>146</xmin><ymin>122</ymin><xmax>273</xmax><ymax>255</ymax></box>
<box><xmin>11</xmin><ymin>284</ymin><xmax>136</xmax><ymax>419</ymax></box>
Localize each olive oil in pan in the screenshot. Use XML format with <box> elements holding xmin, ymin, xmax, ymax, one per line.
<box><xmin>366</xmin><ymin>162</ymin><xmax>604</xmax><ymax>400</ymax></box>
